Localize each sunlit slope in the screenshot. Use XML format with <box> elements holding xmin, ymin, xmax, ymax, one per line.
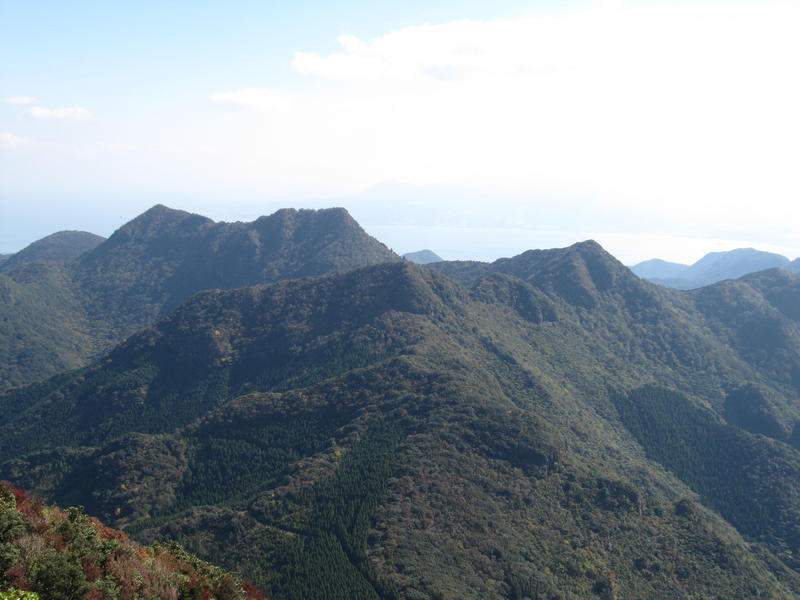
<box><xmin>4</xmin><ymin>247</ymin><xmax>800</xmax><ymax>598</ymax></box>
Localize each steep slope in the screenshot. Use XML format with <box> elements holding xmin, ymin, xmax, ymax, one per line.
<box><xmin>6</xmin><ymin>252</ymin><xmax>800</xmax><ymax>598</ymax></box>
<box><xmin>74</xmin><ymin>204</ymin><xmax>399</xmax><ymax>335</ymax></box>
<box><xmin>0</xmin><ymin>206</ymin><xmax>398</xmax><ymax>390</ymax></box>
<box><xmin>0</xmin><ymin>263</ymin><xmax>444</xmax><ymax>456</ymax></box>
<box><xmin>0</xmin><ymin>263</ymin><xmax>94</xmax><ymax>391</ymax></box>
<box><xmin>0</xmin><ymin>231</ymin><xmax>105</xmax><ymax>272</ymax></box>
<box><xmin>0</xmin><ymin>481</ymin><xmax>266</xmax><ymax>599</ymax></box>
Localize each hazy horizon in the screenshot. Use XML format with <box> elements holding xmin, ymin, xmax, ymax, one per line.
<box><xmin>3</xmin><ymin>199</ymin><xmax>799</xmax><ymax>267</ymax></box>
<box><xmin>4</xmin><ymin>0</ymin><xmax>800</xmax><ymax>264</ymax></box>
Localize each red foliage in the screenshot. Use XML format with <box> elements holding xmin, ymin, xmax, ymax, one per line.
<box><xmin>15</xmin><ymin>492</ymin><xmax>44</xmax><ymax>520</ymax></box>
<box><xmin>83</xmin><ymin>556</ymin><xmax>103</xmax><ymax>582</ymax></box>
<box><xmin>153</xmin><ymin>549</ymin><xmax>182</xmax><ymax>572</ymax></box>
<box><xmin>106</xmin><ymin>553</ymin><xmax>143</xmax><ymax>600</ymax></box>
<box><xmin>242</xmin><ymin>581</ymin><xmax>269</xmax><ymax>600</ymax></box>
<box><xmin>44</xmin><ymin>532</ymin><xmax>66</xmax><ymax>550</ymax></box>
<box><xmin>0</xmin><ymin>481</ymin><xmax>263</xmax><ymax>600</ymax></box>
<box><xmin>4</xmin><ymin>565</ymin><xmax>31</xmax><ymax>590</ymax></box>
<box><xmin>10</xmin><ymin>486</ymin><xmax>50</xmax><ymax>534</ymax></box>
<box><xmin>89</xmin><ymin>516</ymin><xmax>129</xmax><ymax>543</ymax></box>
<box><xmin>11</xmin><ymin>487</ymin><xmax>27</xmax><ymax>505</ymax></box>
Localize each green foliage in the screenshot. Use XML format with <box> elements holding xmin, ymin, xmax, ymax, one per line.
<box><xmin>616</xmin><ymin>385</ymin><xmax>800</xmax><ymax>557</ymax></box>
<box><xmin>0</xmin><ymin>205</ymin><xmax>397</xmax><ymax>391</ymax></box>
<box><xmin>0</xmin><ymin>231</ymin><xmax>104</xmax><ymax>272</ymax></box>
<box><xmin>269</xmin><ymin>425</ymin><xmax>402</xmax><ymax>600</ymax></box>
<box><xmin>0</xmin><ymin>590</ymin><xmax>40</xmax><ymax>600</ymax></box>
<box><xmin>0</xmin><ymin>267</ymin><xmax>93</xmax><ymax>391</ymax></box>
<box><xmin>5</xmin><ymin>239</ymin><xmax>800</xmax><ymax>598</ymax></box>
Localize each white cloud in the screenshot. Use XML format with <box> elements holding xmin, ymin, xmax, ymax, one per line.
<box><xmin>6</xmin><ymin>96</ymin><xmax>40</xmax><ymax>105</ymax></box>
<box><xmin>104</xmin><ymin>143</ymin><xmax>139</xmax><ymax>152</ymax></box>
<box><xmin>28</xmin><ymin>106</ymin><xmax>92</xmax><ymax>120</ymax></box>
<box><xmin>7</xmin><ymin>1</ymin><xmax>800</xmax><ymax>264</ymax></box>
<box><xmin>0</xmin><ymin>132</ymin><xmax>45</xmax><ymax>149</ymax></box>
<box><xmin>211</xmin><ymin>88</ymin><xmax>292</xmax><ymax>112</ymax></box>
<box><xmin>203</xmin><ymin>2</ymin><xmax>800</xmax><ymax>232</ymax></box>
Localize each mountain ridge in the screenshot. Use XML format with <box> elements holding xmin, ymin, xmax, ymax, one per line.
<box><xmin>6</xmin><ymin>242</ymin><xmax>800</xmax><ymax>597</ymax></box>
<box><xmin>0</xmin><ymin>205</ymin><xmax>399</xmax><ymax>391</ymax></box>
<box><xmin>632</xmin><ymin>247</ymin><xmax>798</xmax><ymax>289</ymax></box>
<box><xmin>0</xmin><ymin>230</ymin><xmax>106</xmax><ymax>272</ymax></box>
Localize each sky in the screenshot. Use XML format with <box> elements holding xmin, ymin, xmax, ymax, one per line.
<box><xmin>2</xmin><ymin>0</ymin><xmax>800</xmax><ymax>265</ymax></box>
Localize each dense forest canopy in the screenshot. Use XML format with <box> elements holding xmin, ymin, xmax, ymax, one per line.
<box><xmin>4</xmin><ymin>210</ymin><xmax>800</xmax><ymax>598</ymax></box>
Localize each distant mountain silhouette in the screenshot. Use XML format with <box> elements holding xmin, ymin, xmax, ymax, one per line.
<box><xmin>632</xmin><ymin>247</ymin><xmax>793</xmax><ymax>289</ymax></box>
<box><xmin>0</xmin><ymin>205</ymin><xmax>398</xmax><ymax>390</ymax></box>
<box><xmin>0</xmin><ymin>230</ymin><xmax>105</xmax><ymax>272</ymax></box>
<box><xmin>402</xmin><ymin>249</ymin><xmax>443</xmax><ymax>264</ymax></box>
<box><xmin>7</xmin><ymin>242</ymin><xmax>800</xmax><ymax>596</ymax></box>
<box><xmin>629</xmin><ymin>258</ymin><xmax>688</xmax><ymax>280</ymax></box>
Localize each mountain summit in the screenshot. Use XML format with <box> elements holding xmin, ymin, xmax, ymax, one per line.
<box><xmin>6</xmin><ymin>242</ymin><xmax>800</xmax><ymax>597</ymax></box>
<box><xmin>76</xmin><ymin>205</ymin><xmax>398</xmax><ymax>325</ymax></box>
<box><xmin>0</xmin><ymin>206</ymin><xmax>398</xmax><ymax>390</ymax></box>
<box><xmin>0</xmin><ymin>230</ymin><xmax>106</xmax><ymax>272</ymax></box>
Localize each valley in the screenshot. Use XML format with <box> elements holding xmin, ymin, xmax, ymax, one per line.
<box><xmin>3</xmin><ymin>207</ymin><xmax>800</xmax><ymax>598</ymax></box>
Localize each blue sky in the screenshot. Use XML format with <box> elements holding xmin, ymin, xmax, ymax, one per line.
<box><xmin>3</xmin><ymin>0</ymin><xmax>800</xmax><ymax>264</ymax></box>
<box><xmin>2</xmin><ymin>1</ymin><xmax>539</xmax><ymax>109</ymax></box>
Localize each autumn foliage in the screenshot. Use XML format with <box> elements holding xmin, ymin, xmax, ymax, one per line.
<box><xmin>0</xmin><ymin>482</ymin><xmax>266</xmax><ymax>600</ymax></box>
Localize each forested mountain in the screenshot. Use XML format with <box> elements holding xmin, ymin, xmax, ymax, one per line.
<box><xmin>0</xmin><ymin>481</ymin><xmax>266</xmax><ymax>599</ymax></box>
<box><xmin>402</xmin><ymin>250</ymin><xmax>443</xmax><ymax>264</ymax></box>
<box><xmin>0</xmin><ymin>205</ymin><xmax>397</xmax><ymax>391</ymax></box>
<box><xmin>0</xmin><ymin>231</ymin><xmax>106</xmax><ymax>273</ymax></box>
<box><xmin>5</xmin><ymin>242</ymin><xmax>800</xmax><ymax>598</ymax></box>
<box><xmin>631</xmin><ymin>247</ymin><xmax>796</xmax><ymax>289</ymax></box>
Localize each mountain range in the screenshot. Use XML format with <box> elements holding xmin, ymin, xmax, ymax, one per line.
<box><xmin>4</xmin><ymin>209</ymin><xmax>800</xmax><ymax>598</ymax></box>
<box><xmin>0</xmin><ymin>205</ymin><xmax>397</xmax><ymax>391</ymax></box>
<box><xmin>632</xmin><ymin>247</ymin><xmax>800</xmax><ymax>289</ymax></box>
